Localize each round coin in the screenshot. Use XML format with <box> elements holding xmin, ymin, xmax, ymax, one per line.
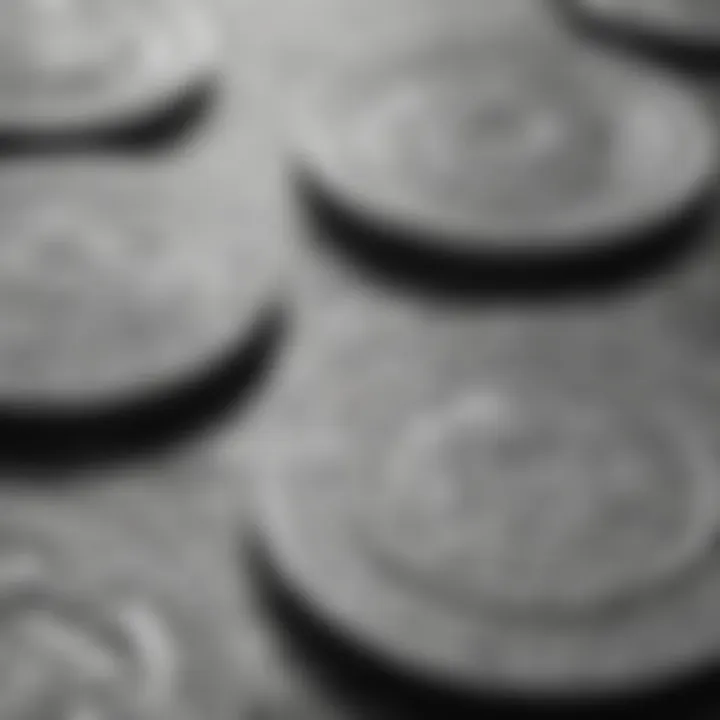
<box><xmin>290</xmin><ymin>36</ymin><xmax>717</xmax><ymax>280</ymax></box>
<box><xmin>0</xmin><ymin>0</ymin><xmax>218</xmax><ymax>141</ymax></box>
<box><xmin>0</xmin><ymin>161</ymin><xmax>285</xmax><ymax>460</ymax></box>
<box><xmin>251</xmin><ymin>306</ymin><xmax>720</xmax><ymax>698</ymax></box>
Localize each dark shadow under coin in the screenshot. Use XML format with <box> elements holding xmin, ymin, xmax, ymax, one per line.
<box><xmin>0</xmin><ymin>77</ymin><xmax>219</xmax><ymax>158</ymax></box>
<box><xmin>294</xmin><ymin>169</ymin><xmax>716</xmax><ymax>306</ymax></box>
<box><xmin>0</xmin><ymin>302</ymin><xmax>287</xmax><ymax>475</ymax></box>
<box><xmin>99</xmin><ymin>77</ymin><xmax>221</xmax><ymax>153</ymax></box>
<box><xmin>244</xmin><ymin>532</ymin><xmax>720</xmax><ymax>720</ymax></box>
<box><xmin>552</xmin><ymin>0</ymin><xmax>720</xmax><ymax>76</ymax></box>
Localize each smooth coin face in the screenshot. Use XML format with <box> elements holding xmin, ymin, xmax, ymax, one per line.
<box><xmin>367</xmin><ymin>385</ymin><xmax>719</xmax><ymax>617</ymax></box>
<box><xmin>0</xmin><ymin>0</ymin><xmax>216</xmax><ymax>132</ymax></box>
<box><xmin>0</xmin><ymin>166</ymin><xmax>281</xmax><ymax>407</ymax></box>
<box><xmin>292</xmin><ymin>37</ymin><xmax>717</xmax><ymax>250</ymax></box>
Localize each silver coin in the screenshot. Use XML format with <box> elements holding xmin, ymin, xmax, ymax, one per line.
<box><xmin>291</xmin><ymin>34</ymin><xmax>717</xmax><ymax>256</ymax></box>
<box><xmin>0</xmin><ymin>0</ymin><xmax>218</xmax><ymax>135</ymax></box>
<box><xmin>0</xmin><ymin>162</ymin><xmax>284</xmax><ymax>409</ymax></box>
<box><xmin>253</xmin><ymin>305</ymin><xmax>720</xmax><ymax>696</ymax></box>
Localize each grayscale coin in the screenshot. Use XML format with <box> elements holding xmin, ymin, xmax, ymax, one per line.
<box><xmin>366</xmin><ymin>385</ymin><xmax>720</xmax><ymax>618</ymax></box>
<box><xmin>0</xmin><ymin>0</ymin><xmax>218</xmax><ymax>138</ymax></box>
<box><xmin>290</xmin><ymin>36</ymin><xmax>717</xmax><ymax>267</ymax></box>
<box><xmin>251</xmin><ymin>306</ymin><xmax>720</xmax><ymax>698</ymax></box>
<box><xmin>0</xmin><ymin>162</ymin><xmax>284</xmax><ymax>418</ymax></box>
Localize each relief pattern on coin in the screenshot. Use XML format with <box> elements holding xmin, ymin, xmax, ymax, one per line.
<box><xmin>364</xmin><ymin>384</ymin><xmax>720</xmax><ymax>619</ymax></box>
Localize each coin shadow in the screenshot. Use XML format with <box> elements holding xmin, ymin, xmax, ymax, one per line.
<box><xmin>294</xmin><ymin>169</ymin><xmax>716</xmax><ymax>307</ymax></box>
<box><xmin>0</xmin><ymin>303</ymin><xmax>287</xmax><ymax>478</ymax></box>
<box><xmin>551</xmin><ymin>0</ymin><xmax>720</xmax><ymax>77</ymax></box>
<box><xmin>0</xmin><ymin>78</ymin><xmax>219</xmax><ymax>158</ymax></box>
<box><xmin>244</xmin><ymin>532</ymin><xmax>720</xmax><ymax>720</ymax></box>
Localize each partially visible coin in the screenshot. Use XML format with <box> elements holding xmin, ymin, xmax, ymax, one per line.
<box><xmin>0</xmin><ymin>0</ymin><xmax>218</xmax><ymax>141</ymax></box>
<box><xmin>290</xmin><ymin>34</ymin><xmax>717</xmax><ymax>282</ymax></box>
<box><xmin>0</xmin><ymin>161</ymin><xmax>286</xmax><ymax>462</ymax></box>
<box><xmin>0</xmin><ymin>583</ymin><xmax>219</xmax><ymax>720</ymax></box>
<box><xmin>367</xmin><ymin>384</ymin><xmax>719</xmax><ymax>619</ymax></box>
<box><xmin>251</xmin><ymin>305</ymin><xmax>720</xmax><ymax>699</ymax></box>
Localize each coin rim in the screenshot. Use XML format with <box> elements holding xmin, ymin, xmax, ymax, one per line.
<box><xmin>289</xmin><ymin>38</ymin><xmax>718</xmax><ymax>250</ymax></box>
<box><xmin>0</xmin><ymin>0</ymin><xmax>219</xmax><ymax>131</ymax></box>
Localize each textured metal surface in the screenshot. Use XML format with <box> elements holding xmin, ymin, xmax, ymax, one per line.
<box><xmin>4</xmin><ymin>1</ymin><xmax>720</xmax><ymax>718</ymax></box>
